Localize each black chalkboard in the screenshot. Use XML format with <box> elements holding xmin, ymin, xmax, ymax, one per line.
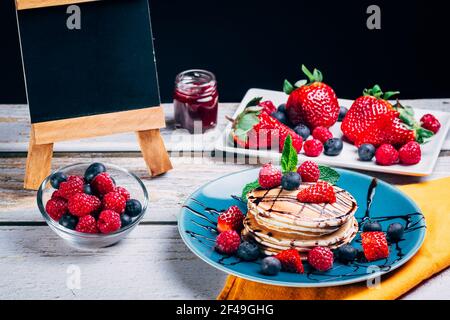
<box><xmin>18</xmin><ymin>0</ymin><xmax>160</xmax><ymax>123</ymax></box>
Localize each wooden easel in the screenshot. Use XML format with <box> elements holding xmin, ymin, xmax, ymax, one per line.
<box><xmin>17</xmin><ymin>0</ymin><xmax>172</xmax><ymax>190</ymax></box>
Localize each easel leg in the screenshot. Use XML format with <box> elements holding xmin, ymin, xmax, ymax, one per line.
<box><xmin>136</xmin><ymin>129</ymin><xmax>172</xmax><ymax>176</ymax></box>
<box><xmin>24</xmin><ymin>127</ymin><xmax>54</xmax><ymax>190</ymax></box>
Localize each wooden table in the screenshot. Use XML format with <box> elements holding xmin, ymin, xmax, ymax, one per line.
<box><xmin>1</xmin><ymin>101</ymin><xmax>449</xmax><ymax>299</ymax></box>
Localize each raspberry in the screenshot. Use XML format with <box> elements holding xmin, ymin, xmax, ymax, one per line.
<box><xmin>303</xmin><ymin>139</ymin><xmax>323</xmax><ymax>157</ymax></box>
<box><xmin>51</xmin><ymin>190</ymin><xmax>64</xmax><ymax>199</ymax></box>
<box><xmin>115</xmin><ymin>186</ymin><xmax>130</xmax><ymax>201</ymax></box>
<box><xmin>307</xmin><ymin>246</ymin><xmax>334</xmax><ymax>271</ymax></box>
<box><xmin>276</xmin><ymin>249</ymin><xmax>304</xmax><ymax>273</ymax></box>
<box><xmin>399</xmin><ymin>141</ymin><xmax>421</xmax><ymax>165</ymax></box>
<box><xmin>312</xmin><ymin>126</ymin><xmax>333</xmax><ymax>144</ymax></box>
<box><xmin>102</xmin><ymin>191</ymin><xmax>126</xmax><ymax>214</ymax></box>
<box><xmin>297</xmin><ymin>161</ymin><xmax>320</xmax><ymax>182</ymax></box>
<box><xmin>97</xmin><ymin>210</ymin><xmax>121</xmax><ymax>234</ymax></box>
<box><xmin>361</xmin><ymin>232</ymin><xmax>389</xmax><ymax>261</ymax></box>
<box><xmin>75</xmin><ymin>215</ymin><xmax>99</xmax><ymax>234</ymax></box>
<box><xmin>258</xmin><ymin>163</ymin><xmax>282</xmax><ymax>189</ymax></box>
<box><xmin>259</xmin><ymin>100</ymin><xmax>277</xmax><ymax>114</ymax></box>
<box><xmin>217</xmin><ymin>205</ymin><xmax>245</xmax><ymax>233</ymax></box>
<box><xmin>45</xmin><ymin>198</ymin><xmax>68</xmax><ymax>221</ymax></box>
<box><xmin>297</xmin><ymin>181</ymin><xmax>336</xmax><ymax>204</ymax></box>
<box><xmin>68</xmin><ymin>193</ymin><xmax>101</xmax><ymax>217</ymax></box>
<box><xmin>91</xmin><ymin>172</ymin><xmax>115</xmax><ymax>195</ymax></box>
<box><xmin>375</xmin><ymin>144</ymin><xmax>399</xmax><ymax>166</ymax></box>
<box><xmin>420</xmin><ymin>114</ymin><xmax>441</xmax><ymax>134</ymax></box>
<box><xmin>215</xmin><ymin>230</ymin><xmax>241</xmax><ymax>255</ymax></box>
<box><xmin>58</xmin><ymin>175</ymin><xmax>84</xmax><ymax>200</ymax></box>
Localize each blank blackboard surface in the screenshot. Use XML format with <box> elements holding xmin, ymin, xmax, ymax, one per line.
<box><xmin>18</xmin><ymin>0</ymin><xmax>160</xmax><ymax>123</ymax></box>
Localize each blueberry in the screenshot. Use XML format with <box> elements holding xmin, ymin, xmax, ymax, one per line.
<box><xmin>324</xmin><ymin>138</ymin><xmax>343</xmax><ymax>156</ymax></box>
<box><xmin>338</xmin><ymin>106</ymin><xmax>348</xmax><ymax>122</ymax></box>
<box><xmin>83</xmin><ymin>184</ymin><xmax>93</xmax><ymax>195</ymax></box>
<box><xmin>387</xmin><ymin>223</ymin><xmax>404</xmax><ymax>242</ymax></box>
<box><xmin>59</xmin><ymin>214</ymin><xmax>78</xmax><ymax>230</ymax></box>
<box><xmin>237</xmin><ymin>241</ymin><xmax>260</xmax><ymax>261</ymax></box>
<box><xmin>271</xmin><ymin>111</ymin><xmax>290</xmax><ymax>126</ymax></box>
<box><xmin>260</xmin><ymin>257</ymin><xmax>281</xmax><ymax>275</ymax></box>
<box><xmin>293</xmin><ymin>124</ymin><xmax>311</xmax><ymax>140</ymax></box>
<box><xmin>281</xmin><ymin>172</ymin><xmax>301</xmax><ymax>190</ymax></box>
<box><xmin>50</xmin><ymin>172</ymin><xmax>67</xmax><ymax>189</ymax></box>
<box><xmin>358</xmin><ymin>144</ymin><xmax>376</xmax><ymax>161</ymax></box>
<box><xmin>278</xmin><ymin>103</ymin><xmax>287</xmax><ymax>113</ymax></box>
<box><xmin>120</xmin><ymin>214</ymin><xmax>133</xmax><ymax>228</ymax></box>
<box><xmin>363</xmin><ymin>220</ymin><xmax>382</xmax><ymax>232</ymax></box>
<box><xmin>84</xmin><ymin>162</ymin><xmax>106</xmax><ymax>183</ymax></box>
<box><xmin>336</xmin><ymin>244</ymin><xmax>357</xmax><ymax>263</ymax></box>
<box><xmin>125</xmin><ymin>199</ymin><xmax>142</xmax><ymax>217</ymax></box>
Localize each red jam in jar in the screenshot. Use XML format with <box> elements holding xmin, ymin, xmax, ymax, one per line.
<box><xmin>174</xmin><ymin>69</ymin><xmax>218</xmax><ymax>133</ymax></box>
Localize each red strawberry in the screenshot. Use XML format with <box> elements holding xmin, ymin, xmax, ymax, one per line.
<box><xmin>75</xmin><ymin>215</ymin><xmax>99</xmax><ymax>234</ymax></box>
<box><xmin>361</xmin><ymin>232</ymin><xmax>389</xmax><ymax>261</ymax></box>
<box><xmin>303</xmin><ymin>139</ymin><xmax>323</xmax><ymax>157</ymax></box>
<box><xmin>297</xmin><ymin>181</ymin><xmax>336</xmax><ymax>204</ymax></box>
<box><xmin>115</xmin><ymin>186</ymin><xmax>131</xmax><ymax>201</ymax></box>
<box><xmin>307</xmin><ymin>246</ymin><xmax>334</xmax><ymax>271</ymax></box>
<box><xmin>399</xmin><ymin>141</ymin><xmax>421</xmax><ymax>165</ymax></box>
<box><xmin>215</xmin><ymin>230</ymin><xmax>241</xmax><ymax>255</ymax></box>
<box><xmin>382</xmin><ymin>117</ymin><xmax>416</xmax><ymax>146</ymax></box>
<box><xmin>91</xmin><ymin>172</ymin><xmax>115</xmax><ymax>195</ymax></box>
<box><xmin>58</xmin><ymin>175</ymin><xmax>84</xmax><ymax>200</ymax></box>
<box><xmin>97</xmin><ymin>210</ymin><xmax>121</xmax><ymax>234</ymax></box>
<box><xmin>258</xmin><ymin>163</ymin><xmax>282</xmax><ymax>189</ymax></box>
<box><xmin>297</xmin><ymin>161</ymin><xmax>320</xmax><ymax>182</ymax></box>
<box><xmin>276</xmin><ymin>249</ymin><xmax>304</xmax><ymax>273</ymax></box>
<box><xmin>217</xmin><ymin>205</ymin><xmax>245</xmax><ymax>233</ymax></box>
<box><xmin>68</xmin><ymin>193</ymin><xmax>101</xmax><ymax>217</ymax></box>
<box><xmin>421</xmin><ymin>114</ymin><xmax>441</xmax><ymax>134</ymax></box>
<box><xmin>102</xmin><ymin>191</ymin><xmax>126</xmax><ymax>214</ymax></box>
<box><xmin>375</xmin><ymin>144</ymin><xmax>399</xmax><ymax>166</ymax></box>
<box><xmin>45</xmin><ymin>198</ymin><xmax>68</xmax><ymax>221</ymax></box>
<box><xmin>229</xmin><ymin>98</ymin><xmax>303</xmax><ymax>153</ymax></box>
<box><xmin>312</xmin><ymin>126</ymin><xmax>333</xmax><ymax>143</ymax></box>
<box><xmin>259</xmin><ymin>100</ymin><xmax>277</xmax><ymax>114</ymax></box>
<box><xmin>285</xmin><ymin>65</ymin><xmax>339</xmax><ymax>129</ymax></box>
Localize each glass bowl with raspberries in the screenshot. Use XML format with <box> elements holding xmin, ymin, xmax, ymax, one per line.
<box><xmin>37</xmin><ymin>163</ymin><xmax>148</xmax><ymax>250</ymax></box>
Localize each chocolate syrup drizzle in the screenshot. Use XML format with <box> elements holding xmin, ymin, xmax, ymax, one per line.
<box><xmin>184</xmin><ymin>178</ymin><xmax>426</xmax><ymax>283</ymax></box>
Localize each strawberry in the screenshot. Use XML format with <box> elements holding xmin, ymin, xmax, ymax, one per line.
<box><xmin>102</xmin><ymin>191</ymin><xmax>126</xmax><ymax>214</ymax></box>
<box><xmin>312</xmin><ymin>126</ymin><xmax>333</xmax><ymax>143</ymax></box>
<box><xmin>307</xmin><ymin>246</ymin><xmax>334</xmax><ymax>271</ymax></box>
<box><xmin>284</xmin><ymin>65</ymin><xmax>339</xmax><ymax>129</ymax></box>
<box><xmin>45</xmin><ymin>198</ymin><xmax>68</xmax><ymax>221</ymax></box>
<box><xmin>217</xmin><ymin>206</ymin><xmax>245</xmax><ymax>233</ymax></box>
<box><xmin>297</xmin><ymin>181</ymin><xmax>336</xmax><ymax>204</ymax></box>
<box><xmin>68</xmin><ymin>193</ymin><xmax>101</xmax><ymax>217</ymax></box>
<box><xmin>341</xmin><ymin>86</ymin><xmax>433</xmax><ymax>147</ymax></box>
<box><xmin>375</xmin><ymin>144</ymin><xmax>399</xmax><ymax>166</ymax></box>
<box><xmin>361</xmin><ymin>232</ymin><xmax>389</xmax><ymax>261</ymax></box>
<box><xmin>215</xmin><ymin>230</ymin><xmax>241</xmax><ymax>255</ymax></box>
<box><xmin>75</xmin><ymin>215</ymin><xmax>99</xmax><ymax>234</ymax></box>
<box><xmin>297</xmin><ymin>161</ymin><xmax>320</xmax><ymax>182</ymax></box>
<box><xmin>421</xmin><ymin>114</ymin><xmax>441</xmax><ymax>134</ymax></box>
<box><xmin>229</xmin><ymin>97</ymin><xmax>303</xmax><ymax>153</ymax></box>
<box><xmin>276</xmin><ymin>249</ymin><xmax>304</xmax><ymax>273</ymax></box>
<box><xmin>303</xmin><ymin>139</ymin><xmax>323</xmax><ymax>157</ymax></box>
<box><xmin>259</xmin><ymin>100</ymin><xmax>277</xmax><ymax>114</ymax></box>
<box><xmin>258</xmin><ymin>163</ymin><xmax>282</xmax><ymax>189</ymax></box>
<box><xmin>399</xmin><ymin>141</ymin><xmax>421</xmax><ymax>165</ymax></box>
<box><xmin>58</xmin><ymin>175</ymin><xmax>84</xmax><ymax>200</ymax></box>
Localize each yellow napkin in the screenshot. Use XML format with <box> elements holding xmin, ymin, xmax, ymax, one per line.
<box><xmin>218</xmin><ymin>177</ymin><xmax>450</xmax><ymax>300</ymax></box>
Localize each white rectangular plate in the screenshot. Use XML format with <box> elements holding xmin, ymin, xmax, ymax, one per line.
<box><xmin>215</xmin><ymin>88</ymin><xmax>450</xmax><ymax>176</ymax></box>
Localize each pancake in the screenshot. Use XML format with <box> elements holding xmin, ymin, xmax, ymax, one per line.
<box><xmin>243</xmin><ymin>183</ymin><xmax>359</xmax><ymax>256</ymax></box>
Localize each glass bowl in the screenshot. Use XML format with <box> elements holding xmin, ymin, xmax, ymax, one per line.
<box><xmin>37</xmin><ymin>163</ymin><xmax>148</xmax><ymax>250</ymax></box>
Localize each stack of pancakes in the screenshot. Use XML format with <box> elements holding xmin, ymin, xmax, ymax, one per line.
<box><xmin>242</xmin><ymin>183</ymin><xmax>358</xmax><ymax>259</ymax></box>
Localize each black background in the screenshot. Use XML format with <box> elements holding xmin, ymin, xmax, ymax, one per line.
<box><xmin>1</xmin><ymin>0</ymin><xmax>450</xmax><ymax>104</ymax></box>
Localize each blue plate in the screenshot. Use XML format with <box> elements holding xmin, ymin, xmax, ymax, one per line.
<box><xmin>178</xmin><ymin>168</ymin><xmax>426</xmax><ymax>287</ymax></box>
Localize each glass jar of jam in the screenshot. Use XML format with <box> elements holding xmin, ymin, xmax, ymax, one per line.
<box><xmin>173</xmin><ymin>69</ymin><xmax>218</xmax><ymax>133</ymax></box>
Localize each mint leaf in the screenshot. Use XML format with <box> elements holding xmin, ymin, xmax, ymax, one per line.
<box><xmin>242</xmin><ymin>180</ymin><xmax>260</xmax><ymax>201</ymax></box>
<box><xmin>246</xmin><ymin>97</ymin><xmax>263</xmax><ymax>108</ymax></box>
<box><xmin>318</xmin><ymin>165</ymin><xmax>340</xmax><ymax>185</ymax></box>
<box><xmin>283</xmin><ymin>80</ymin><xmax>295</xmax><ymax>95</ymax></box>
<box><xmin>281</xmin><ymin>135</ymin><xmax>298</xmax><ymax>173</ymax></box>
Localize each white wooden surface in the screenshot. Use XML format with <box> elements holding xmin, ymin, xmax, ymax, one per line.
<box><xmin>0</xmin><ymin>102</ymin><xmax>449</xmax><ymax>300</ymax></box>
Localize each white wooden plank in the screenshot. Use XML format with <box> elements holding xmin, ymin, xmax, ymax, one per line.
<box><xmin>1</xmin><ymin>99</ymin><xmax>449</xmax><ymax>152</ymax></box>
